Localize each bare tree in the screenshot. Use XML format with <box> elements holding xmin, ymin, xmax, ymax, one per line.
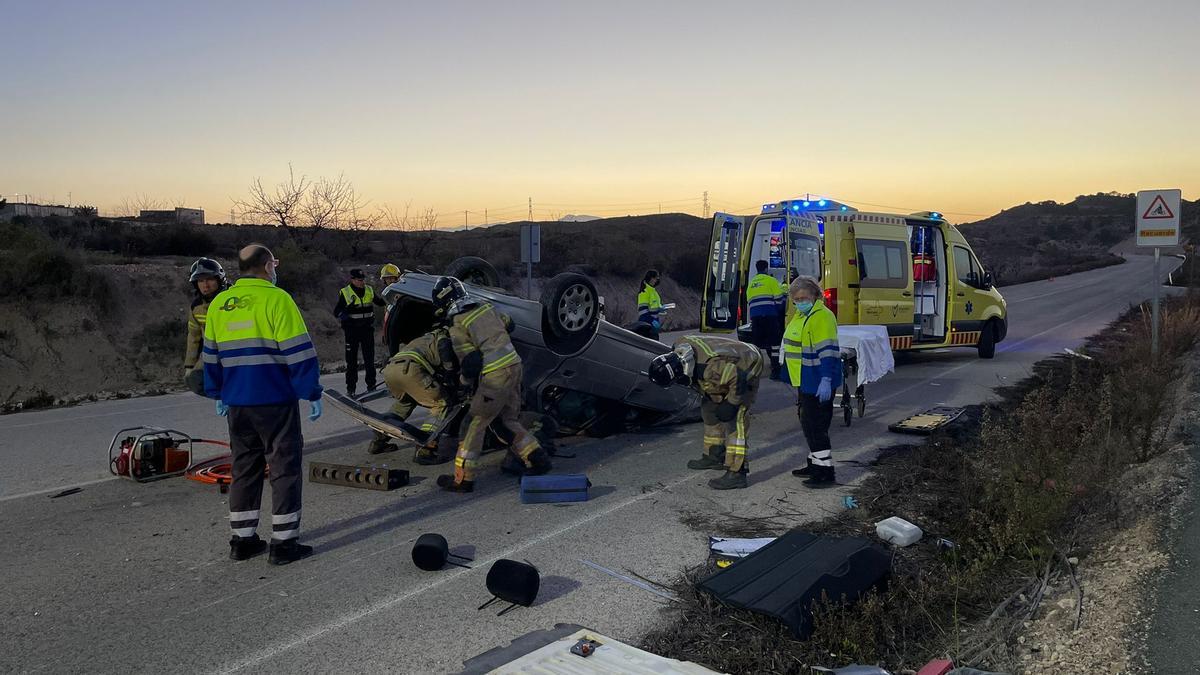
<box><xmin>111</xmin><ymin>193</ymin><xmax>165</xmax><ymax>218</ymax></box>
<box><xmin>381</xmin><ymin>202</ymin><xmax>440</xmax><ymax>258</ymax></box>
<box><xmin>301</xmin><ymin>172</ymin><xmax>365</xmax><ymax>231</ymax></box>
<box><xmin>233</xmin><ymin>163</ymin><xmax>309</xmax><ymax>230</ymax></box>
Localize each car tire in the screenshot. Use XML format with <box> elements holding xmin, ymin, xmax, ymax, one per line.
<box><xmin>541</xmin><ymin>273</ymin><xmax>600</xmax><ymax>341</ymax></box>
<box><xmin>444</xmin><ymin>256</ymin><xmax>500</xmax><ymax>287</ymax></box>
<box><xmin>977</xmin><ymin>320</ymin><xmax>997</xmax><ymax>359</ymax></box>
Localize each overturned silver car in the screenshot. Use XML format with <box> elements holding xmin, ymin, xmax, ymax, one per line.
<box><xmin>352</xmin><ymin>257</ymin><xmax>698</xmax><ymax>439</ymax></box>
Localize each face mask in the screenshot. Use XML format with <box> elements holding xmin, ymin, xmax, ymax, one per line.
<box><xmin>794</xmin><ymin>300</ymin><xmax>814</xmax><ymax>313</ymax></box>
<box><xmin>268</xmin><ymin>267</ymin><xmax>278</xmax><ymax>285</ymax></box>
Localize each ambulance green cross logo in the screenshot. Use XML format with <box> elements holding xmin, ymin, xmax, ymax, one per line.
<box><xmin>966</xmin><ymin>301</ymin><xmax>974</xmax><ymax>315</ymax></box>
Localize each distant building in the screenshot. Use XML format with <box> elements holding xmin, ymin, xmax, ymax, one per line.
<box><xmin>0</xmin><ymin>202</ymin><xmax>78</xmax><ymax>222</ymax></box>
<box><xmin>139</xmin><ymin>207</ymin><xmax>205</xmax><ymax>225</ymax></box>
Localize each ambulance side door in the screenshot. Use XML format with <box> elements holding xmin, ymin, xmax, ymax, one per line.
<box><xmin>950</xmin><ymin>245</ymin><xmax>989</xmax><ymax>336</ymax></box>
<box><xmin>853</xmin><ymin>223</ymin><xmax>914</xmax><ymax>333</ymax></box>
<box><xmin>701</xmin><ymin>213</ymin><xmax>746</xmax><ymax>333</ymax></box>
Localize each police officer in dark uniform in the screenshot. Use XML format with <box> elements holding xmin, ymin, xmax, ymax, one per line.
<box><xmin>333</xmin><ymin>268</ymin><xmax>386</xmax><ymax>396</ymax></box>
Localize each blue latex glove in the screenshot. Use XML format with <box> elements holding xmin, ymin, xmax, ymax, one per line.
<box><xmin>308</xmin><ymin>398</ymin><xmax>323</xmax><ymax>422</ymax></box>
<box><xmin>215</xmin><ymin>400</ymin><xmax>229</xmax><ymax>417</ymax></box>
<box><xmin>817</xmin><ymin>377</ymin><xmax>833</xmax><ymax>403</ymax></box>
<box><xmin>652</xmin><ymin>320</ymin><xmax>662</xmax><ymax>332</ymax></box>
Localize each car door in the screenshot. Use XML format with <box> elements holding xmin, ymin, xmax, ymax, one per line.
<box><xmin>701</xmin><ymin>213</ymin><xmax>747</xmax><ymax>333</ymax></box>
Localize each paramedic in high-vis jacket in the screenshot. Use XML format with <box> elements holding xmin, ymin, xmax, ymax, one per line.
<box><xmin>745</xmin><ymin>260</ymin><xmax>786</xmax><ymax>380</ymax></box>
<box><xmin>783</xmin><ymin>276</ymin><xmax>841</xmax><ymax>488</ymax></box>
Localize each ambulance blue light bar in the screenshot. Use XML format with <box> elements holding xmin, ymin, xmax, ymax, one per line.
<box><xmin>762</xmin><ymin>198</ymin><xmax>857</xmax><ymax>214</ymax></box>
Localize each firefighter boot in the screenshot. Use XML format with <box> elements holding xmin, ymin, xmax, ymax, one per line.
<box><xmin>770</xmin><ymin>363</ymin><xmax>782</xmax><ymax>381</ymax></box>
<box><xmin>414</xmin><ymin>446</ymin><xmax>451</xmax><ymax>465</ymax></box>
<box><xmin>367</xmin><ymin>435</ymin><xmax>398</xmax><ymax>455</ymax></box>
<box><xmin>268</xmin><ymin>540</ymin><xmax>314</xmax><ymax>566</ymax></box>
<box><xmin>708</xmin><ymin>469</ymin><xmax>749</xmax><ymax>490</ymax></box>
<box><xmin>524</xmin><ymin>448</ymin><xmax>554</xmax><ymax>476</ymax></box>
<box><xmin>229</xmin><ymin>535</ymin><xmax>267</xmax><ymax>561</ymax></box>
<box><xmin>437</xmin><ymin>474</ymin><xmax>475</xmax><ymax>493</ymax></box>
<box><xmin>687</xmin><ymin>446</ymin><xmax>726</xmax><ymax>470</ymax></box>
<box><xmin>499</xmin><ymin>451</ymin><xmax>527</xmax><ymax>476</ymax></box>
<box><xmin>802</xmin><ymin>466</ymin><xmax>837</xmax><ymax>489</ymax></box>
<box><xmin>791</xmin><ymin>459</ymin><xmax>816</xmax><ymax>477</ymax></box>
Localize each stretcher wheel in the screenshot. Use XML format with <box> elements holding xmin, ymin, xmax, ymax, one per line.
<box><xmin>857</xmin><ymin>398</ymin><xmax>866</xmax><ymax>418</ymax></box>
<box><xmin>843</xmin><ymin>406</ymin><xmax>852</xmax><ymax>427</ymax></box>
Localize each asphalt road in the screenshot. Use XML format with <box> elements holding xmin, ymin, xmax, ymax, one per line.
<box><xmin>0</xmin><ymin>251</ymin><xmax>1180</xmax><ymax>674</ymax></box>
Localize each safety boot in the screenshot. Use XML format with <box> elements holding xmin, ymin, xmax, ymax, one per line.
<box><xmin>413</xmin><ymin>447</ymin><xmax>450</xmax><ymax>465</ymax></box>
<box><xmin>524</xmin><ymin>448</ymin><xmax>554</xmax><ymax>476</ymax></box>
<box><xmin>791</xmin><ymin>460</ymin><xmax>816</xmax><ymax>477</ymax></box>
<box><xmin>802</xmin><ymin>466</ymin><xmax>837</xmax><ymax>489</ymax></box>
<box><xmin>437</xmin><ymin>475</ymin><xmax>475</xmax><ymax>493</ymax></box>
<box><xmin>687</xmin><ymin>446</ymin><xmax>726</xmax><ymax>470</ymax></box>
<box><xmin>708</xmin><ymin>470</ymin><xmax>748</xmax><ymax>490</ymax></box>
<box><xmin>499</xmin><ymin>452</ymin><xmax>527</xmax><ymax>476</ymax></box>
<box><xmin>229</xmin><ymin>535</ymin><xmax>267</xmax><ymax>561</ymax></box>
<box><xmin>268</xmin><ymin>539</ymin><xmax>314</xmax><ymax>566</ymax></box>
<box><xmin>367</xmin><ymin>436</ymin><xmax>398</xmax><ymax>455</ymax></box>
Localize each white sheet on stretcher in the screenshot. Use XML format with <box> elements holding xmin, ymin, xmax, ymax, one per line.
<box><xmin>836</xmin><ymin>325</ymin><xmax>894</xmax><ymax>385</ymax></box>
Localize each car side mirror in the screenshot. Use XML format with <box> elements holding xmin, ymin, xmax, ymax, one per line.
<box><xmin>983</xmin><ymin>271</ymin><xmax>994</xmax><ymax>288</ymax></box>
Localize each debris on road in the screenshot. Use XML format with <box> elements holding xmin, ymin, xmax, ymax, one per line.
<box><xmin>696</xmin><ymin>530</ymin><xmax>890</xmax><ymax>638</ymax></box>
<box><xmin>520</xmin><ymin>474</ymin><xmax>590</xmax><ymax>504</ymax></box>
<box><xmin>875</xmin><ymin>516</ymin><xmax>923</xmax><ymax>547</ymax></box>
<box><xmin>412</xmin><ymin>533</ymin><xmax>473</xmax><ymax>571</ymax></box>
<box><xmin>708</xmin><ymin>536</ymin><xmax>776</xmax><ymax>559</ymax></box>
<box><xmin>468</xmin><ymin>627</ymin><xmax>720</xmax><ymax>674</ymax></box>
<box><xmin>888</xmin><ymin>406</ymin><xmax>965</xmax><ymax>435</ymax></box>
<box><xmin>481</xmin><ymin>559</ymin><xmax>540</xmax><ymax>615</ymax></box>
<box><xmin>581</xmin><ymin>559</ymin><xmax>678</xmax><ymax>601</ymax></box>
<box><xmin>48</xmin><ymin>487</ymin><xmax>83</xmax><ymax>499</ymax></box>
<box><xmin>308</xmin><ymin>461</ymin><xmax>409</xmax><ymax>491</ymax></box>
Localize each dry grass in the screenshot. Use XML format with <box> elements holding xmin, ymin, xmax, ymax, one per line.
<box><xmin>643</xmin><ymin>294</ymin><xmax>1200</xmax><ymax>673</ymax></box>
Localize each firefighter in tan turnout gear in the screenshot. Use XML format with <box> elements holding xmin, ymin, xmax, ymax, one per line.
<box><xmin>649</xmin><ymin>335</ymin><xmax>762</xmax><ymax>490</ymax></box>
<box><xmin>183</xmin><ymin>258</ymin><xmax>228</xmax><ymax>395</ymax></box>
<box><xmin>365</xmin><ymin>327</ymin><xmax>458</xmax><ymax>465</ymax></box>
<box><xmin>431</xmin><ymin>276</ymin><xmax>553</xmax><ymax>493</ymax></box>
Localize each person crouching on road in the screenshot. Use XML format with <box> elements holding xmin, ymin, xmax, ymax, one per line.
<box><xmin>203</xmin><ymin>244</ymin><xmax>324</xmax><ymax>566</ymax></box>
<box><xmin>784</xmin><ymin>276</ymin><xmax>841</xmax><ymax>488</ymax></box>
<box><xmin>367</xmin><ymin>326</ymin><xmax>458</xmax><ymax>466</ymax></box>
<box><xmin>183</xmin><ymin>258</ymin><xmax>228</xmax><ymax>395</ymax></box>
<box><xmin>648</xmin><ymin>335</ymin><xmax>762</xmax><ymax>490</ymax></box>
<box><xmin>746</xmin><ymin>260</ymin><xmax>787</xmax><ymax>380</ymax></box>
<box><xmin>637</xmin><ymin>269</ymin><xmax>665</xmax><ymax>340</ymax></box>
<box><xmin>334</xmin><ymin>268</ymin><xmax>386</xmax><ymax>396</ymax></box>
<box><xmin>433</xmin><ymin>276</ymin><xmax>553</xmax><ymax>493</ymax></box>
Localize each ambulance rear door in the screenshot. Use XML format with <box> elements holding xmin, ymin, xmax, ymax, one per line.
<box><xmin>700</xmin><ymin>213</ymin><xmax>746</xmax><ymax>333</ymax></box>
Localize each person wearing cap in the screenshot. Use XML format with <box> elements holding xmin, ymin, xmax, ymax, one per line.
<box><xmin>184</xmin><ymin>258</ymin><xmax>228</xmax><ymax>395</ymax></box>
<box><xmin>333</xmin><ymin>268</ymin><xmax>386</xmax><ymax>396</ymax></box>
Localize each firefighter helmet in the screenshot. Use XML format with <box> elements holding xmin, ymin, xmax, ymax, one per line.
<box><xmin>648</xmin><ymin>350</ymin><xmax>689</xmax><ymax>387</ymax></box>
<box><xmin>189</xmin><ymin>258</ymin><xmax>226</xmax><ymax>284</ymax></box>
<box><xmin>432</xmin><ymin>276</ymin><xmax>468</xmax><ymax>317</ymax></box>
<box><xmin>379</xmin><ymin>263</ymin><xmax>400</xmax><ymax>280</ymax></box>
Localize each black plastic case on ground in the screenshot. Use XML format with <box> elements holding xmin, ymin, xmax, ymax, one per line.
<box><xmin>696</xmin><ymin>530</ymin><xmax>891</xmax><ymax>638</ymax></box>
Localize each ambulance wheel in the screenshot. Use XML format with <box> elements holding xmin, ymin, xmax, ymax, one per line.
<box><xmin>444</xmin><ymin>256</ymin><xmax>500</xmax><ymax>288</ymax></box>
<box><xmin>541</xmin><ymin>273</ymin><xmax>600</xmax><ymax>341</ymax></box>
<box><xmin>977</xmin><ymin>321</ymin><xmax>997</xmax><ymax>359</ymax></box>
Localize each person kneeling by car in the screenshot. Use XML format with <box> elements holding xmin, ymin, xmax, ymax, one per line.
<box><xmin>433</xmin><ymin>276</ymin><xmax>554</xmax><ymax>493</ymax></box>
<box><xmin>648</xmin><ymin>335</ymin><xmax>762</xmax><ymax>490</ymax></box>
<box><xmin>366</xmin><ymin>327</ymin><xmax>460</xmax><ymax>465</ymax></box>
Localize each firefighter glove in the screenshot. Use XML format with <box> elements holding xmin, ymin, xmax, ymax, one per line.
<box><xmin>817</xmin><ymin>377</ymin><xmax>833</xmax><ymax>403</ymax></box>
<box><xmin>715</xmin><ymin>401</ymin><xmax>738</xmax><ymax>422</ymax></box>
<box><xmin>215</xmin><ymin>400</ymin><xmax>229</xmax><ymax>417</ymax></box>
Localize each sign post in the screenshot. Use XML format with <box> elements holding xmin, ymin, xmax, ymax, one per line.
<box><xmin>1135</xmin><ymin>189</ymin><xmax>1182</xmax><ymax>357</ymax></box>
<box><xmin>520</xmin><ymin>223</ymin><xmax>541</xmax><ymax>299</ymax></box>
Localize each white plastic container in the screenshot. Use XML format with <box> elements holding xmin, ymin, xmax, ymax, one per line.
<box><xmin>875</xmin><ymin>516</ymin><xmax>923</xmax><ymax>546</ymax></box>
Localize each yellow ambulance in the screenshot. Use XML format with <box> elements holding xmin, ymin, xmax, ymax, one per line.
<box><xmin>700</xmin><ymin>197</ymin><xmax>1008</xmax><ymax>357</ymax></box>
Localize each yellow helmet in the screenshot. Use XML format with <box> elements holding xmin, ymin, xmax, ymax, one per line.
<box><xmin>379</xmin><ymin>263</ymin><xmax>400</xmax><ymax>279</ymax></box>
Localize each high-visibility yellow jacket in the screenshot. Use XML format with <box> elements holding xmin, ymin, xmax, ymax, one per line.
<box><xmin>202</xmin><ymin>278</ymin><xmax>323</xmax><ymax>405</ymax></box>
<box><xmin>335</xmin><ymin>284</ymin><xmax>381</xmax><ymax>326</ymax></box>
<box><xmin>745</xmin><ymin>273</ymin><xmax>786</xmax><ymax>319</ymax></box>
<box><xmin>448</xmin><ymin>303</ymin><xmax>521</xmax><ymax>379</ymax></box>
<box><xmin>183</xmin><ymin>296</ymin><xmax>211</xmax><ymax>370</ymax></box>
<box><xmin>783</xmin><ymin>302</ymin><xmax>842</xmax><ymax>394</ymax></box>
<box><xmin>674</xmin><ymin>335</ymin><xmax>762</xmax><ymax>406</ymax></box>
<box><xmin>638</xmin><ymin>284</ymin><xmax>663</xmax><ymax>324</ymax></box>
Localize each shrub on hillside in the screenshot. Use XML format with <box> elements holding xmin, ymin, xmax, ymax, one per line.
<box><xmin>273</xmin><ymin>240</ymin><xmax>337</xmax><ymax>298</ymax></box>
<box><xmin>0</xmin><ymin>224</ymin><xmax>113</xmax><ymax>310</ymax></box>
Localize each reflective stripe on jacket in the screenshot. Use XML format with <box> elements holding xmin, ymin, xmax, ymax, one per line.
<box><xmin>390</xmin><ymin>329</ymin><xmax>450</xmax><ymax>375</ymax></box>
<box><xmin>675</xmin><ymin>335</ymin><xmax>762</xmax><ymax>406</ymax></box>
<box><xmin>745</xmin><ymin>273</ymin><xmax>786</xmax><ymax>318</ymax></box>
<box><xmin>782</xmin><ymin>303</ymin><xmax>842</xmax><ymax>394</ymax></box>
<box><xmin>637</xmin><ymin>284</ymin><xmax>663</xmax><ymax>324</ymax></box>
<box><xmin>202</xmin><ymin>278</ymin><xmax>323</xmax><ymax>405</ymax></box>
<box><xmin>184</xmin><ymin>296</ymin><xmax>210</xmax><ymax>369</ymax></box>
<box><xmin>449</xmin><ymin>303</ymin><xmax>521</xmax><ymax>376</ymax></box>
<box><xmin>338</xmin><ymin>285</ymin><xmax>376</xmax><ymax>324</ymax></box>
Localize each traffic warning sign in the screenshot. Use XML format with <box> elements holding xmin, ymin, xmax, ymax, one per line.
<box><xmin>1136</xmin><ymin>189</ymin><xmax>1181</xmax><ymax>247</ymax></box>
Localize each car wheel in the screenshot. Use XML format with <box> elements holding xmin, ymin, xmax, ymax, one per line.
<box><xmin>444</xmin><ymin>256</ymin><xmax>500</xmax><ymax>287</ymax></box>
<box><xmin>541</xmin><ymin>272</ymin><xmax>600</xmax><ymax>341</ymax></box>
<box><xmin>977</xmin><ymin>321</ymin><xmax>996</xmax><ymax>359</ymax></box>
